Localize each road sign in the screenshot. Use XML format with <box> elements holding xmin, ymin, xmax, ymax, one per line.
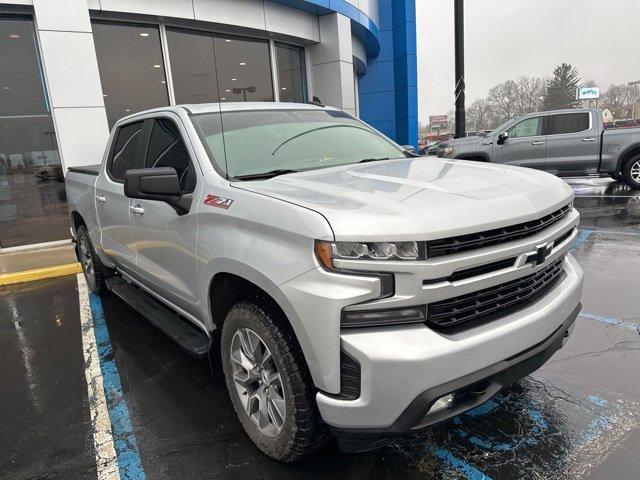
<box><xmin>576</xmin><ymin>87</ymin><xmax>600</xmax><ymax>100</ymax></box>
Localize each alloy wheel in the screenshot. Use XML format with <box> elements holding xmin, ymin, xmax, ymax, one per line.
<box><xmin>230</xmin><ymin>328</ymin><xmax>286</xmax><ymax>437</ymax></box>
<box><xmin>631</xmin><ymin>160</ymin><xmax>640</xmax><ymax>183</ymax></box>
<box><xmin>79</xmin><ymin>236</ymin><xmax>95</xmax><ymax>280</ymax></box>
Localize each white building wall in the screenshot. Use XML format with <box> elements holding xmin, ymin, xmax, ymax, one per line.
<box><xmin>32</xmin><ymin>0</ymin><xmax>109</xmax><ymax>170</ymax></box>
<box><xmin>308</xmin><ymin>13</ymin><xmax>356</xmax><ymax>115</ymax></box>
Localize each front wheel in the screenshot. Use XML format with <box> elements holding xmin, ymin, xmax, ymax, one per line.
<box><xmin>221</xmin><ymin>300</ymin><xmax>329</xmax><ymax>462</ymax></box>
<box><xmin>621</xmin><ymin>155</ymin><xmax>640</xmax><ymax>189</ymax></box>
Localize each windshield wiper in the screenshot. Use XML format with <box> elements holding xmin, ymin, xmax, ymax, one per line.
<box><xmin>233</xmin><ymin>169</ymin><xmax>299</xmax><ymax>181</ymax></box>
<box><xmin>271</xmin><ymin>124</ymin><xmax>369</xmax><ymax>156</ymax></box>
<box><xmin>358</xmin><ymin>157</ymin><xmax>390</xmax><ymax>163</ymax></box>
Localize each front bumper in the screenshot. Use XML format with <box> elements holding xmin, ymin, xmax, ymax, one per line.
<box><xmin>331</xmin><ymin>301</ymin><xmax>580</xmax><ymax>452</ymax></box>
<box><xmin>315</xmin><ymin>254</ymin><xmax>583</xmax><ymax>437</ymax></box>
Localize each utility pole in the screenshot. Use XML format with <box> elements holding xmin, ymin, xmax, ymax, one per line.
<box><xmin>629</xmin><ymin>80</ymin><xmax>640</xmax><ymax>120</ymax></box>
<box><xmin>454</xmin><ymin>0</ymin><xmax>466</xmax><ymax>138</ymax></box>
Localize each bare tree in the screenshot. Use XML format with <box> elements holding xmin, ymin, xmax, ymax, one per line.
<box><xmin>488</xmin><ymin>80</ymin><xmax>519</xmax><ymax>122</ymax></box>
<box><xmin>512</xmin><ymin>76</ymin><xmax>546</xmax><ymax>114</ymax></box>
<box><xmin>600</xmin><ymin>83</ymin><xmax>636</xmax><ymax>108</ymax></box>
<box><xmin>466</xmin><ymin>99</ymin><xmax>494</xmax><ymax>132</ymax></box>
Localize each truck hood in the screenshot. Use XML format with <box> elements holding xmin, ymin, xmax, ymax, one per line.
<box><xmin>233</xmin><ymin>158</ymin><xmax>574</xmax><ymax>241</ymax></box>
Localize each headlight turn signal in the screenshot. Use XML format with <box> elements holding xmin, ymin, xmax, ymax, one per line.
<box><xmin>315</xmin><ymin>240</ymin><xmax>422</xmax><ymax>269</ymax></box>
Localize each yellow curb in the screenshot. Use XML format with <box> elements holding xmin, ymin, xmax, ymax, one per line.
<box><xmin>0</xmin><ymin>263</ymin><xmax>82</xmax><ymax>286</ymax></box>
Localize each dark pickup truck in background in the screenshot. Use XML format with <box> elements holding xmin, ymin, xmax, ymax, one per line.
<box><xmin>437</xmin><ymin>108</ymin><xmax>640</xmax><ymax>189</ymax></box>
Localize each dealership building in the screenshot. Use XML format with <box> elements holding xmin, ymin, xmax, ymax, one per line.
<box><xmin>0</xmin><ymin>0</ymin><xmax>417</xmax><ymax>248</ymax></box>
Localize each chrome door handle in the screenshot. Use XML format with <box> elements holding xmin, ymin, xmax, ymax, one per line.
<box><xmin>96</xmin><ymin>195</ymin><xmax>106</xmax><ymax>203</ymax></box>
<box><xmin>130</xmin><ymin>205</ymin><xmax>145</xmax><ymax>215</ymax></box>
<box><xmin>531</xmin><ymin>141</ymin><xmax>544</xmax><ymax>145</ymax></box>
<box><xmin>582</xmin><ymin>138</ymin><xmax>596</xmax><ymax>142</ymax></box>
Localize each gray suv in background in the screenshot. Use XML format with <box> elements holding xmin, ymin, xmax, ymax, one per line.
<box><xmin>437</xmin><ymin>108</ymin><xmax>640</xmax><ymax>189</ymax></box>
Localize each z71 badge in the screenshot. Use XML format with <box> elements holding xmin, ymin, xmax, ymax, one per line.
<box><xmin>204</xmin><ymin>194</ymin><xmax>234</xmax><ymax>209</ymax></box>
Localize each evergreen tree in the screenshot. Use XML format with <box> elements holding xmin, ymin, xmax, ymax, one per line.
<box><xmin>542</xmin><ymin>63</ymin><xmax>582</xmax><ymax>110</ymax></box>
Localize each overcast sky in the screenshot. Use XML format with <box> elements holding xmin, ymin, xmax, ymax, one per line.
<box><xmin>416</xmin><ymin>0</ymin><xmax>640</xmax><ymax>121</ymax></box>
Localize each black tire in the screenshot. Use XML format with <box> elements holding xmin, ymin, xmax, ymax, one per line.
<box><xmin>221</xmin><ymin>300</ymin><xmax>329</xmax><ymax>462</ymax></box>
<box><xmin>621</xmin><ymin>154</ymin><xmax>640</xmax><ymax>189</ymax></box>
<box><xmin>76</xmin><ymin>225</ymin><xmax>107</xmax><ymax>295</ymax></box>
<box><xmin>611</xmin><ymin>172</ymin><xmax>623</xmax><ymax>182</ymax></box>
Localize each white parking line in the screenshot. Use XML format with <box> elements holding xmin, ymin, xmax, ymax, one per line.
<box><xmin>78</xmin><ymin>274</ymin><xmax>121</xmax><ymax>480</ymax></box>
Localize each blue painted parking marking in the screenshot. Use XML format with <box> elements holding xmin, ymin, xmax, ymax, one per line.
<box><xmin>571</xmin><ymin>229</ymin><xmax>593</xmax><ymax>251</ymax></box>
<box><xmin>89</xmin><ymin>291</ymin><xmax>147</xmax><ymax>480</ymax></box>
<box><xmin>429</xmin><ymin>446</ymin><xmax>493</xmax><ymax>480</ymax></box>
<box><xmin>579</xmin><ymin>311</ymin><xmax>640</xmax><ymax>332</ymax></box>
<box><xmin>417</xmin><ymin>380</ymin><xmax>636</xmax><ymax>479</ymax></box>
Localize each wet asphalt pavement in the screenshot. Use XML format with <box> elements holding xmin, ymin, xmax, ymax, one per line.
<box><xmin>2</xmin><ymin>177</ymin><xmax>640</xmax><ymax>480</ymax></box>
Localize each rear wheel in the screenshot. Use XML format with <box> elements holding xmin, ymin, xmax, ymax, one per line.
<box><xmin>76</xmin><ymin>225</ymin><xmax>106</xmax><ymax>295</ymax></box>
<box><xmin>611</xmin><ymin>171</ymin><xmax>623</xmax><ymax>182</ymax></box>
<box><xmin>621</xmin><ymin>154</ymin><xmax>640</xmax><ymax>189</ymax></box>
<box><xmin>221</xmin><ymin>300</ymin><xmax>329</xmax><ymax>462</ymax></box>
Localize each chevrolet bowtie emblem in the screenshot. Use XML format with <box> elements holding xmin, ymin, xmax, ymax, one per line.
<box><xmin>526</xmin><ymin>242</ymin><xmax>553</xmax><ymax>266</ymax></box>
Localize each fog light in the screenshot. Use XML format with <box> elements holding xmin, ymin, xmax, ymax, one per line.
<box><xmin>341</xmin><ymin>306</ymin><xmax>426</xmax><ymax>328</ymax></box>
<box><xmin>429</xmin><ymin>394</ymin><xmax>454</xmax><ymax>414</ymax></box>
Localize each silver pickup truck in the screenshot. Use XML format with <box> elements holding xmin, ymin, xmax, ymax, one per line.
<box><xmin>66</xmin><ymin>102</ymin><xmax>583</xmax><ymax>461</ymax></box>
<box><xmin>437</xmin><ymin>108</ymin><xmax>640</xmax><ymax>189</ymax></box>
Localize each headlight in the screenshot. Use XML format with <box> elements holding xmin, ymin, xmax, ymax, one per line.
<box><xmin>315</xmin><ymin>240</ymin><xmax>422</xmax><ymax>269</ymax></box>
<box><xmin>437</xmin><ymin>146</ymin><xmax>454</xmax><ymax>158</ymax></box>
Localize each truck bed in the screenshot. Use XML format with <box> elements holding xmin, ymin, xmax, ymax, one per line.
<box><xmin>65</xmin><ymin>165</ymin><xmax>101</xmax><ymax>241</ymax></box>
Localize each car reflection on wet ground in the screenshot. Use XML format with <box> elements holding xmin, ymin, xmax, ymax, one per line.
<box><xmin>1</xmin><ymin>178</ymin><xmax>639</xmax><ymax>480</ymax></box>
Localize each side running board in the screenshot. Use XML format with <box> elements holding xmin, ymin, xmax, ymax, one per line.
<box><xmin>105</xmin><ymin>277</ymin><xmax>209</xmax><ymax>359</ymax></box>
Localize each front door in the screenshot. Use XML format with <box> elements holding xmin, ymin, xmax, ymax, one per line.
<box><xmin>128</xmin><ymin>115</ymin><xmax>202</xmax><ymax>322</ymax></box>
<box><xmin>95</xmin><ymin>120</ymin><xmax>145</xmax><ymax>275</ymax></box>
<box><xmin>494</xmin><ymin>115</ymin><xmax>547</xmax><ymax>170</ymax></box>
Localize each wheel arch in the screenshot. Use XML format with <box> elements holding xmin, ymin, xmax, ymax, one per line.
<box><xmin>205</xmin><ymin>265</ymin><xmax>312</xmax><ymax>383</ymax></box>
<box><xmin>70</xmin><ymin>210</ymin><xmax>86</xmax><ymax>237</ymax></box>
<box><xmin>617</xmin><ymin>143</ymin><xmax>640</xmax><ymax>172</ymax></box>
<box><xmin>455</xmin><ymin>153</ymin><xmax>491</xmax><ymax>162</ymax></box>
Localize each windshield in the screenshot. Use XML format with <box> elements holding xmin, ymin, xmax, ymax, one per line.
<box><xmin>487</xmin><ymin>119</ymin><xmax>514</xmax><ymax>137</ymax></box>
<box><xmin>191</xmin><ymin>109</ymin><xmax>406</xmax><ymax>179</ymax></box>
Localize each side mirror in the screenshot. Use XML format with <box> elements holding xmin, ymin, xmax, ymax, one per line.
<box><xmin>497</xmin><ymin>131</ymin><xmax>509</xmax><ymax>145</ymax></box>
<box><xmin>124</xmin><ymin>167</ymin><xmax>181</xmax><ymax>200</ymax></box>
<box><xmin>402</xmin><ymin>145</ymin><xmax>415</xmax><ymax>153</ymax></box>
<box><xmin>124</xmin><ymin>167</ymin><xmax>192</xmax><ymax>215</ymax></box>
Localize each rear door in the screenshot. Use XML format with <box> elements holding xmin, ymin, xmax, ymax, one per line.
<box><xmin>543</xmin><ymin>112</ymin><xmax>599</xmax><ymax>174</ymax></box>
<box><xmin>128</xmin><ymin>114</ymin><xmax>202</xmax><ymax>321</ymax></box>
<box><xmin>494</xmin><ymin>115</ymin><xmax>547</xmax><ymax>169</ymax></box>
<box><xmin>95</xmin><ymin>120</ymin><xmax>145</xmax><ymax>274</ymax></box>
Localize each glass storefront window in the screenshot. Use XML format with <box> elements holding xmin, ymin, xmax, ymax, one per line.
<box><xmin>213</xmin><ymin>36</ymin><xmax>273</xmax><ymax>103</ymax></box>
<box><xmin>275</xmin><ymin>44</ymin><xmax>306</xmax><ymax>103</ymax></box>
<box><xmin>166</xmin><ymin>28</ymin><xmax>219</xmax><ymax>104</ymax></box>
<box><xmin>92</xmin><ymin>21</ymin><xmax>169</xmax><ymax>128</ymax></box>
<box><xmin>0</xmin><ymin>16</ymin><xmax>67</xmax><ymax>248</ymax></box>
<box><xmin>166</xmin><ymin>28</ymin><xmax>274</xmax><ymax>104</ymax></box>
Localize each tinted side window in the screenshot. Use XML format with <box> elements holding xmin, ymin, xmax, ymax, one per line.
<box><xmin>544</xmin><ymin>113</ymin><xmax>590</xmax><ymax>135</ymax></box>
<box><xmin>145</xmin><ymin>119</ymin><xmax>196</xmax><ymax>192</ymax></box>
<box><xmin>508</xmin><ymin>117</ymin><xmax>542</xmax><ymax>138</ymax></box>
<box><xmin>110</xmin><ymin>121</ymin><xmax>144</xmax><ymax>181</ymax></box>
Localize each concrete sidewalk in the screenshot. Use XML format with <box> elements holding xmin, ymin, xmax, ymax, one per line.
<box><xmin>0</xmin><ymin>243</ymin><xmax>80</xmax><ymax>285</ymax></box>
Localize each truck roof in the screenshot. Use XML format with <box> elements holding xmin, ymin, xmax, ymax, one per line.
<box><xmin>117</xmin><ymin>102</ymin><xmax>337</xmax><ymax>123</ymax></box>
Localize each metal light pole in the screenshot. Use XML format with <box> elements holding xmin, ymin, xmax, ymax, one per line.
<box><xmin>629</xmin><ymin>80</ymin><xmax>640</xmax><ymax>120</ymax></box>
<box><xmin>454</xmin><ymin>0</ymin><xmax>466</xmax><ymax>138</ymax></box>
